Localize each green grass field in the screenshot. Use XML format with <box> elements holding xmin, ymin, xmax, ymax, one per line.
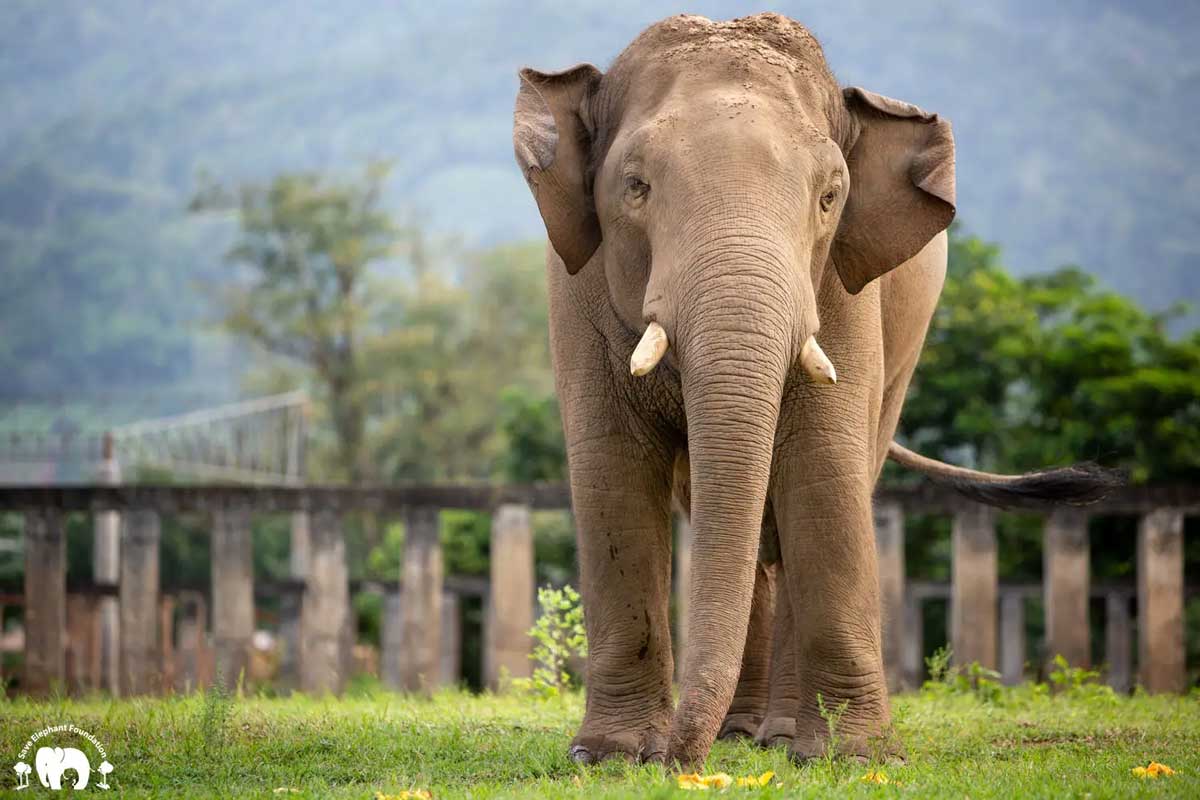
<box><xmin>1</xmin><ymin>681</ymin><xmax>1197</xmax><ymax>798</ymax></box>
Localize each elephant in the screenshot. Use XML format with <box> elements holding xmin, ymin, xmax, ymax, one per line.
<box><xmin>35</xmin><ymin>746</ymin><xmax>91</xmax><ymax>790</ymax></box>
<box><xmin>512</xmin><ymin>12</ymin><xmax>1117</xmax><ymax>768</ymax></box>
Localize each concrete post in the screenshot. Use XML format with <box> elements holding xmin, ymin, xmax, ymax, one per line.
<box><xmin>94</xmin><ymin>433</ymin><xmax>121</xmax><ymax>694</ymax></box>
<box><xmin>119</xmin><ymin>509</ymin><xmax>161</xmax><ymax>695</ymax></box>
<box><xmin>23</xmin><ymin>509</ymin><xmax>66</xmax><ymax>695</ymax></box>
<box><xmin>484</xmin><ymin>504</ymin><xmax>534</xmax><ymax>689</ymax></box>
<box><xmin>999</xmin><ymin>592</ymin><xmax>1025</xmax><ymax>685</ymax></box>
<box><xmin>1043</xmin><ymin>509</ymin><xmax>1090</xmax><ymax>669</ymax></box>
<box><xmin>211</xmin><ymin>505</ymin><xmax>254</xmax><ymax>690</ymax></box>
<box><xmin>398</xmin><ymin>506</ymin><xmax>443</xmax><ymax>692</ymax></box>
<box><xmin>874</xmin><ymin>500</ymin><xmax>905</xmax><ymax>692</ymax></box>
<box><xmin>300</xmin><ymin>509</ymin><xmax>349</xmax><ymax>694</ymax></box>
<box><xmin>1136</xmin><ymin>509</ymin><xmax>1185</xmax><ymax>693</ymax></box>
<box><xmin>951</xmin><ymin>505</ymin><xmax>997</xmax><ymax>669</ymax></box>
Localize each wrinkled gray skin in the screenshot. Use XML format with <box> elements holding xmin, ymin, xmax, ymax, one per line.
<box><xmin>513</xmin><ymin>13</ymin><xmax>956</xmax><ymax>768</ymax></box>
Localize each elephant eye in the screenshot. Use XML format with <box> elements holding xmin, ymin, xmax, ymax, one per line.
<box><xmin>820</xmin><ymin>187</ymin><xmax>839</xmax><ymax>212</ymax></box>
<box><xmin>625</xmin><ymin>175</ymin><xmax>650</xmax><ymax>204</ymax></box>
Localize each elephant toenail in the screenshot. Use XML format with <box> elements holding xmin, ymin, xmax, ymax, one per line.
<box><xmin>568</xmin><ymin>745</ymin><xmax>595</xmax><ymax>764</ymax></box>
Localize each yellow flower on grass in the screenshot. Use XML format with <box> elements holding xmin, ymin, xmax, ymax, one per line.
<box><xmin>676</xmin><ymin>772</ymin><xmax>733</xmax><ymax>790</ymax></box>
<box><xmin>374</xmin><ymin>790</ymin><xmax>433</xmax><ymax>800</ymax></box>
<box><xmin>861</xmin><ymin>770</ymin><xmax>890</xmax><ymax>784</ymax></box>
<box><xmin>1131</xmin><ymin>761</ymin><xmax>1175</xmax><ymax>779</ymax></box>
<box><xmin>735</xmin><ymin>771</ymin><xmax>775</xmax><ymax>788</ymax></box>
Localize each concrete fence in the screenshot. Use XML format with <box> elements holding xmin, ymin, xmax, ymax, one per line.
<box><xmin>0</xmin><ymin>482</ymin><xmax>1196</xmax><ymax>696</ymax></box>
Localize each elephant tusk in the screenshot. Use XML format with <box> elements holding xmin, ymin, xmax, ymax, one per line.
<box><xmin>800</xmin><ymin>337</ymin><xmax>837</xmax><ymax>384</ymax></box>
<box><xmin>630</xmin><ymin>322</ymin><xmax>669</xmax><ymax>376</ymax></box>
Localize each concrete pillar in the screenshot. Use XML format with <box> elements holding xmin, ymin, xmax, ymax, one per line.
<box><xmin>484</xmin><ymin>504</ymin><xmax>534</xmax><ymax>689</ymax></box>
<box><xmin>440</xmin><ymin>591</ymin><xmax>461</xmax><ymax>687</ymax></box>
<box><xmin>300</xmin><ymin>509</ymin><xmax>349</xmax><ymax>694</ymax></box>
<box><xmin>65</xmin><ymin>593</ymin><xmax>98</xmax><ymax>693</ymax></box>
<box><xmin>211</xmin><ymin>505</ymin><xmax>254</xmax><ymax>690</ymax></box>
<box><xmin>1105</xmin><ymin>592</ymin><xmax>1132</xmax><ymax>693</ymax></box>
<box><xmin>999</xmin><ymin>592</ymin><xmax>1025</xmax><ymax>685</ymax></box>
<box><xmin>381</xmin><ymin>590</ymin><xmax>402</xmax><ymax>689</ymax></box>
<box><xmin>1043</xmin><ymin>509</ymin><xmax>1090</xmax><ymax>669</ymax></box>
<box><xmin>901</xmin><ymin>594</ymin><xmax>924</xmax><ymax>689</ymax></box>
<box><xmin>277</xmin><ymin>511</ymin><xmax>309</xmax><ymax>688</ymax></box>
<box><xmin>874</xmin><ymin>500</ymin><xmax>906</xmax><ymax>692</ymax></box>
<box><xmin>398</xmin><ymin>506</ymin><xmax>443</xmax><ymax>692</ymax></box>
<box><xmin>94</xmin><ymin>435</ymin><xmax>121</xmax><ymax>694</ymax></box>
<box><xmin>23</xmin><ymin>509</ymin><xmax>66</xmax><ymax>695</ymax></box>
<box><xmin>951</xmin><ymin>505</ymin><xmax>997</xmax><ymax>669</ymax></box>
<box><xmin>119</xmin><ymin>509</ymin><xmax>161</xmax><ymax>695</ymax></box>
<box><xmin>1136</xmin><ymin>509</ymin><xmax>1185</xmax><ymax>693</ymax></box>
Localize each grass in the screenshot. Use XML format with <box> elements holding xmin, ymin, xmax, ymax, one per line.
<box><xmin>1</xmin><ymin>681</ymin><xmax>1197</xmax><ymax>798</ymax></box>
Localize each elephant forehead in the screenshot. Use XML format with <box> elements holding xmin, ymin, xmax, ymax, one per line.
<box><xmin>607</xmin><ymin>19</ymin><xmax>840</xmax><ymax>142</ymax></box>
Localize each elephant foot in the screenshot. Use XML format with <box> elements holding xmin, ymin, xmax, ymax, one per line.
<box><xmin>716</xmin><ymin>712</ymin><xmax>763</xmax><ymax>742</ymax></box>
<box><xmin>753</xmin><ymin>715</ymin><xmax>795</xmax><ymax>749</ymax></box>
<box><xmin>789</xmin><ymin>722</ymin><xmax>906</xmax><ymax>765</ymax></box>
<box><xmin>569</xmin><ymin>728</ymin><xmax>668</xmax><ymax>765</ymax></box>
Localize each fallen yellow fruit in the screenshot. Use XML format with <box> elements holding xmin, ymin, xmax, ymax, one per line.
<box><xmin>1131</xmin><ymin>761</ymin><xmax>1175</xmax><ymax>779</ymax></box>
<box><xmin>861</xmin><ymin>770</ymin><xmax>890</xmax><ymax>784</ymax></box>
<box><xmin>677</xmin><ymin>772</ymin><xmax>733</xmax><ymax>790</ymax></box>
<box><xmin>735</xmin><ymin>771</ymin><xmax>775</xmax><ymax>788</ymax></box>
<box><xmin>374</xmin><ymin>791</ymin><xmax>433</xmax><ymax>800</ymax></box>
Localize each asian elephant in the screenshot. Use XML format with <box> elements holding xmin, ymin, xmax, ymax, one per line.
<box><xmin>35</xmin><ymin>746</ymin><xmax>91</xmax><ymax>790</ymax></box>
<box><xmin>512</xmin><ymin>12</ymin><xmax>1117</xmax><ymax>768</ymax></box>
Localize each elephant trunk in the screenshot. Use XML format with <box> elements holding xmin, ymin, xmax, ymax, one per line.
<box><xmin>668</xmin><ymin>255</ymin><xmax>799</xmax><ymax>766</ymax></box>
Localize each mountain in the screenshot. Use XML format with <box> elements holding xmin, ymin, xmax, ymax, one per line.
<box><xmin>1</xmin><ymin>0</ymin><xmax>1197</xmax><ymax>412</ymax></box>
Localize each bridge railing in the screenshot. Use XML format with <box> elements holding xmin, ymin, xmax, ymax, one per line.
<box><xmin>0</xmin><ymin>482</ymin><xmax>1196</xmax><ymax>696</ymax></box>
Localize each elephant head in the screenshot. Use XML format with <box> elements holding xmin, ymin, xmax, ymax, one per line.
<box><xmin>35</xmin><ymin>746</ymin><xmax>91</xmax><ymax>790</ymax></box>
<box><xmin>514</xmin><ymin>13</ymin><xmax>954</xmax><ymax>762</ymax></box>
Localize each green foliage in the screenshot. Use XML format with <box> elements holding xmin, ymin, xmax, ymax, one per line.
<box><xmin>192</xmin><ymin>162</ymin><xmax>403</xmax><ymax>481</ymax></box>
<box><xmin>440</xmin><ymin>511</ymin><xmax>491</xmax><ymax>577</ymax></box>
<box><xmin>901</xmin><ymin>224</ymin><xmax>1200</xmax><ymax>484</ymax></box>
<box><xmin>922</xmin><ymin>646</ymin><xmax>1003</xmax><ymax>703</ymax></box>
<box><xmin>1048</xmin><ymin>654</ymin><xmax>1116</xmax><ymax>702</ymax></box>
<box><xmin>496</xmin><ymin>387</ymin><xmax>565</xmax><ymax>483</ymax></box>
<box><xmin>511</xmin><ymin>585</ymin><xmax>587</xmax><ymax>699</ymax></box>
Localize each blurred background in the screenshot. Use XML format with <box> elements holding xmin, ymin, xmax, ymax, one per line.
<box><xmin>0</xmin><ymin>1</ymin><xmax>1197</xmax><ymax>691</ymax></box>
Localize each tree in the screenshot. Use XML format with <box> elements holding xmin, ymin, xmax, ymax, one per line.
<box><xmin>899</xmin><ymin>224</ymin><xmax>1200</xmax><ymax>484</ymax></box>
<box><xmin>192</xmin><ymin>162</ymin><xmax>402</xmax><ymax>481</ymax></box>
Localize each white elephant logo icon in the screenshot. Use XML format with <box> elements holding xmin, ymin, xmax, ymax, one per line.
<box><xmin>34</xmin><ymin>746</ymin><xmax>91</xmax><ymax>790</ymax></box>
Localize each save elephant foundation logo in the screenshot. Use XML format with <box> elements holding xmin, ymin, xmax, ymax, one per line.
<box><xmin>12</xmin><ymin>724</ymin><xmax>114</xmax><ymax>791</ymax></box>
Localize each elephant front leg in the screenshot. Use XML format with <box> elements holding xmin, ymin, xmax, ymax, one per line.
<box><xmin>755</xmin><ymin>567</ymin><xmax>799</xmax><ymax>748</ymax></box>
<box><xmin>718</xmin><ymin>561</ymin><xmax>776</xmax><ymax>741</ymax></box>
<box><xmin>773</xmin><ymin>427</ymin><xmax>902</xmax><ymax>764</ymax></box>
<box><xmin>568</xmin><ymin>433</ymin><xmax>677</xmax><ymax>764</ymax></box>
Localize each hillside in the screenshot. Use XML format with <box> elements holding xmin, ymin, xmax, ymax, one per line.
<box><xmin>1</xmin><ymin>0</ymin><xmax>1197</xmax><ymax>411</ymax></box>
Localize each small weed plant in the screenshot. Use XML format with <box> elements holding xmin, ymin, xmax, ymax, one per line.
<box><xmin>1048</xmin><ymin>653</ymin><xmax>1116</xmax><ymax>701</ymax></box>
<box><xmin>511</xmin><ymin>584</ymin><xmax>588</xmax><ymax>699</ymax></box>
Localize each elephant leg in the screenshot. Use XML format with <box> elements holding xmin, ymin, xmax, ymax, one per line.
<box><xmin>755</xmin><ymin>565</ymin><xmax>799</xmax><ymax>748</ymax></box>
<box><xmin>567</xmin><ymin>427</ymin><xmax>677</xmax><ymax>764</ymax></box>
<box><xmin>774</xmin><ymin>454</ymin><xmax>898</xmax><ymax>762</ymax></box>
<box><xmin>772</xmin><ymin>306</ymin><xmax>902</xmax><ymax>764</ymax></box>
<box><xmin>718</xmin><ymin>560</ymin><xmax>775</xmax><ymax>740</ymax></box>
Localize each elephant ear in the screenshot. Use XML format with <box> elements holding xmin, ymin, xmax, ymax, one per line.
<box><xmin>832</xmin><ymin>87</ymin><xmax>956</xmax><ymax>294</ymax></box>
<box><xmin>513</xmin><ymin>64</ymin><xmax>603</xmax><ymax>275</ymax></box>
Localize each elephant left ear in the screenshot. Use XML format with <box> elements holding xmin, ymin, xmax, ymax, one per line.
<box><xmin>833</xmin><ymin>87</ymin><xmax>956</xmax><ymax>294</ymax></box>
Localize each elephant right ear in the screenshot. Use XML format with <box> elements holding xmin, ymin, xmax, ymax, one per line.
<box><xmin>833</xmin><ymin>87</ymin><xmax>956</xmax><ymax>294</ymax></box>
<box><xmin>513</xmin><ymin>64</ymin><xmax>603</xmax><ymax>275</ymax></box>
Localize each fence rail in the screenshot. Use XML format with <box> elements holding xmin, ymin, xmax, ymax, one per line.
<box><xmin>1</xmin><ymin>481</ymin><xmax>1196</xmax><ymax>697</ymax></box>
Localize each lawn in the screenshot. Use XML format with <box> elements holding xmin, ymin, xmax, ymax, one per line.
<box><xmin>1</xmin><ymin>681</ymin><xmax>1197</xmax><ymax>798</ymax></box>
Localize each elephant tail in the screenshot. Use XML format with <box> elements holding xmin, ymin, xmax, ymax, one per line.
<box><xmin>886</xmin><ymin>442</ymin><xmax>1124</xmax><ymax>509</ymax></box>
